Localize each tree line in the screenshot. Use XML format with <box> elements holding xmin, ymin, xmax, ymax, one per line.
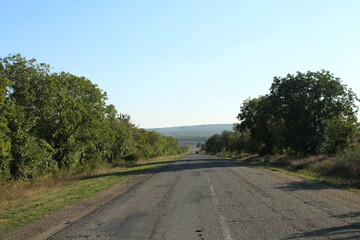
<box><xmin>0</xmin><ymin>54</ymin><xmax>185</xmax><ymax>181</ymax></box>
<box><xmin>204</xmin><ymin>70</ymin><xmax>359</xmax><ymax>155</ymax></box>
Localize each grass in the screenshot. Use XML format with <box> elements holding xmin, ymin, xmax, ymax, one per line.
<box><xmin>0</xmin><ymin>153</ymin><xmax>186</xmax><ymax>235</ymax></box>
<box><xmin>218</xmin><ymin>147</ymin><xmax>360</xmax><ymax>193</ymax></box>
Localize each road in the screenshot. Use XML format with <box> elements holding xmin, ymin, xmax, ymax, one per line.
<box><xmin>49</xmin><ymin>153</ymin><xmax>360</xmax><ymax>239</ymax></box>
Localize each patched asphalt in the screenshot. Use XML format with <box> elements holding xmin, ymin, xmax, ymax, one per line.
<box><xmin>49</xmin><ymin>153</ymin><xmax>360</xmax><ymax>240</ymax></box>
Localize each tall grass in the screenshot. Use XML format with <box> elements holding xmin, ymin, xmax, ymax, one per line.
<box><xmin>223</xmin><ymin>144</ymin><xmax>360</xmax><ymax>189</ymax></box>
<box><xmin>320</xmin><ymin>145</ymin><xmax>360</xmax><ymax>178</ymax></box>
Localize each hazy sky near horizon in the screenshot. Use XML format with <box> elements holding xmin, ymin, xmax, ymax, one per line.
<box><xmin>1</xmin><ymin>0</ymin><xmax>360</xmax><ymax>128</ymax></box>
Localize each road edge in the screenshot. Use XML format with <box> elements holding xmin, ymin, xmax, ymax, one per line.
<box><xmin>0</xmin><ymin>161</ymin><xmax>177</xmax><ymax>240</ymax></box>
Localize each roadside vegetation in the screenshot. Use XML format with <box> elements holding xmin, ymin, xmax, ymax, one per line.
<box><xmin>0</xmin><ymin>54</ymin><xmax>187</xmax><ymax>182</ymax></box>
<box><xmin>203</xmin><ymin>70</ymin><xmax>360</xmax><ymax>188</ymax></box>
<box><xmin>217</xmin><ymin>150</ymin><xmax>360</xmax><ymax>190</ymax></box>
<box><xmin>0</xmin><ymin>53</ymin><xmax>190</xmax><ymax>233</ymax></box>
<box><xmin>0</xmin><ymin>153</ymin><xmax>187</xmax><ymax>234</ymax></box>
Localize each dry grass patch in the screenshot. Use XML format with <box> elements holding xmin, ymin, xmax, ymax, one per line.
<box><xmin>226</xmin><ymin>148</ymin><xmax>360</xmax><ymax>190</ymax></box>
<box><xmin>0</xmin><ymin>154</ymin><xmax>186</xmax><ymax>234</ymax></box>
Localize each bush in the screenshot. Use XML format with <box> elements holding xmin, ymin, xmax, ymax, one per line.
<box><xmin>123</xmin><ymin>153</ymin><xmax>142</xmax><ymax>163</ymax></box>
<box><xmin>334</xmin><ymin>144</ymin><xmax>360</xmax><ymax>177</ymax></box>
<box><xmin>0</xmin><ymin>54</ymin><xmax>183</xmax><ymax>181</ymax></box>
<box><xmin>11</xmin><ymin>136</ymin><xmax>57</xmax><ymax>180</ymax></box>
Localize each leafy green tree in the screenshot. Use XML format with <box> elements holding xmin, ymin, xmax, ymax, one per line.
<box><xmin>0</xmin><ymin>53</ymin><xmax>183</xmax><ymax>180</ymax></box>
<box><xmin>233</xmin><ymin>128</ymin><xmax>253</xmax><ymax>153</ymax></box>
<box><xmin>234</xmin><ymin>70</ymin><xmax>358</xmax><ymax>155</ymax></box>
<box><xmin>163</xmin><ymin>136</ymin><xmax>180</xmax><ymax>155</ymax></box>
<box><xmin>1</xmin><ymin>54</ymin><xmax>58</xmax><ymax>179</ymax></box>
<box><xmin>235</xmin><ymin>96</ymin><xmax>281</xmax><ymax>154</ymax></box>
<box><xmin>32</xmin><ymin>72</ymin><xmax>108</xmax><ymax>168</ymax></box>
<box><xmin>269</xmin><ymin>70</ymin><xmax>358</xmax><ymax>154</ymax></box>
<box><xmin>0</xmin><ymin>72</ymin><xmax>11</xmax><ymax>181</ymax></box>
<box><xmin>108</xmin><ymin>114</ymin><xmax>138</xmax><ymax>162</ymax></box>
<box><xmin>321</xmin><ymin>116</ymin><xmax>359</xmax><ymax>154</ymax></box>
<box><xmin>204</xmin><ymin>134</ymin><xmax>224</xmax><ymax>153</ymax></box>
<box><xmin>219</xmin><ymin>131</ymin><xmax>238</xmax><ymax>152</ymax></box>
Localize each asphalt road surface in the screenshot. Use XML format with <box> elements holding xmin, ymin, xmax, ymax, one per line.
<box><xmin>49</xmin><ymin>153</ymin><xmax>360</xmax><ymax>240</ymax></box>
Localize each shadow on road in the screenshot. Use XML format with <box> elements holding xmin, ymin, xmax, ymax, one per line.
<box><xmin>285</xmin><ymin>211</ymin><xmax>360</xmax><ymax>239</ymax></box>
<box><xmin>275</xmin><ymin>180</ymin><xmax>331</xmax><ymax>192</ymax></box>
<box><xmin>332</xmin><ymin>211</ymin><xmax>360</xmax><ymax>219</ymax></box>
<box><xmin>81</xmin><ymin>154</ymin><xmax>247</xmax><ymax>181</ymax></box>
<box><xmin>82</xmin><ymin>154</ymin><xmax>336</xmax><ymax>193</ymax></box>
<box><xmin>285</xmin><ymin>223</ymin><xmax>360</xmax><ymax>239</ymax></box>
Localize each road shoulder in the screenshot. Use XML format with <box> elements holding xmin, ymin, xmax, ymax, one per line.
<box><xmin>1</xmin><ymin>170</ymin><xmax>158</xmax><ymax>240</ymax></box>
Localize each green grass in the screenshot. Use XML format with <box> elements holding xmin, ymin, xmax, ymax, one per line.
<box><xmin>0</xmin><ymin>154</ymin><xmax>186</xmax><ymax>235</ymax></box>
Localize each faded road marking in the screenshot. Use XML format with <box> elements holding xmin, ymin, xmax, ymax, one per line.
<box><xmin>209</xmin><ymin>185</ymin><xmax>233</xmax><ymax>240</ymax></box>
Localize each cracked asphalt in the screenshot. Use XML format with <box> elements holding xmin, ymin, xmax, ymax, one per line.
<box><xmin>48</xmin><ymin>153</ymin><xmax>360</xmax><ymax>239</ymax></box>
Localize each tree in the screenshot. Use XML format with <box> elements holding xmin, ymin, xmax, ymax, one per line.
<box><xmin>1</xmin><ymin>54</ymin><xmax>57</xmax><ymax>179</ymax></box>
<box><xmin>0</xmin><ymin>71</ymin><xmax>11</xmax><ymax>181</ymax></box>
<box><xmin>41</xmin><ymin>72</ymin><xmax>108</xmax><ymax>168</ymax></box>
<box><xmin>234</xmin><ymin>70</ymin><xmax>358</xmax><ymax>155</ymax></box>
<box><xmin>204</xmin><ymin>134</ymin><xmax>224</xmax><ymax>153</ymax></box>
<box><xmin>219</xmin><ymin>131</ymin><xmax>238</xmax><ymax>152</ymax></box>
<box><xmin>0</xmin><ymin>53</ymin><xmax>183</xmax><ymax>181</ymax></box>
<box><xmin>269</xmin><ymin>70</ymin><xmax>358</xmax><ymax>154</ymax></box>
<box><xmin>235</xmin><ymin>96</ymin><xmax>281</xmax><ymax>154</ymax></box>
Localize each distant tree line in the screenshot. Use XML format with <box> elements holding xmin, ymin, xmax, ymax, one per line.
<box><xmin>204</xmin><ymin>70</ymin><xmax>359</xmax><ymax>156</ymax></box>
<box><xmin>0</xmin><ymin>54</ymin><xmax>185</xmax><ymax>181</ymax></box>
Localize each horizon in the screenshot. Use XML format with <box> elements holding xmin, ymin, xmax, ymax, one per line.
<box><xmin>146</xmin><ymin>122</ymin><xmax>235</xmax><ymax>129</ymax></box>
<box><xmin>1</xmin><ymin>1</ymin><xmax>360</xmax><ymax>128</ymax></box>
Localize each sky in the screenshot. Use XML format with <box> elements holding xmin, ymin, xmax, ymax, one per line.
<box><xmin>1</xmin><ymin>0</ymin><xmax>360</xmax><ymax>128</ymax></box>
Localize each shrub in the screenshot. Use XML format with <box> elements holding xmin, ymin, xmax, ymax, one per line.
<box><xmin>335</xmin><ymin>144</ymin><xmax>360</xmax><ymax>177</ymax></box>
<box><xmin>11</xmin><ymin>136</ymin><xmax>57</xmax><ymax>180</ymax></box>
<box><xmin>123</xmin><ymin>153</ymin><xmax>142</xmax><ymax>163</ymax></box>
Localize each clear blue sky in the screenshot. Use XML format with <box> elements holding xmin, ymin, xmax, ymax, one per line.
<box><xmin>1</xmin><ymin>0</ymin><xmax>360</xmax><ymax>128</ymax></box>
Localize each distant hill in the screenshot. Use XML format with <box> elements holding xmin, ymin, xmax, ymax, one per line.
<box><xmin>148</xmin><ymin>124</ymin><xmax>234</xmax><ymax>137</ymax></box>
<box><xmin>148</xmin><ymin>124</ymin><xmax>234</xmax><ymax>146</ymax></box>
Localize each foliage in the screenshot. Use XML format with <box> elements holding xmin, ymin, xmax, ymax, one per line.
<box><xmin>332</xmin><ymin>143</ymin><xmax>360</xmax><ymax>178</ymax></box>
<box><xmin>204</xmin><ymin>134</ymin><xmax>223</xmax><ymax>154</ymax></box>
<box><xmin>0</xmin><ymin>73</ymin><xmax>11</xmax><ymax>181</ymax></box>
<box><xmin>123</xmin><ymin>153</ymin><xmax>142</xmax><ymax>163</ymax></box>
<box><xmin>268</xmin><ymin>70</ymin><xmax>358</xmax><ymax>154</ymax></box>
<box><xmin>0</xmin><ymin>54</ymin><xmax>183</xmax><ymax>182</ymax></box>
<box><xmin>203</xmin><ymin>130</ymin><xmax>243</xmax><ymax>154</ymax></box>
<box><xmin>205</xmin><ymin>70</ymin><xmax>359</xmax><ymax>156</ymax></box>
<box><xmin>235</xmin><ymin>96</ymin><xmax>282</xmax><ymax>154</ymax></box>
